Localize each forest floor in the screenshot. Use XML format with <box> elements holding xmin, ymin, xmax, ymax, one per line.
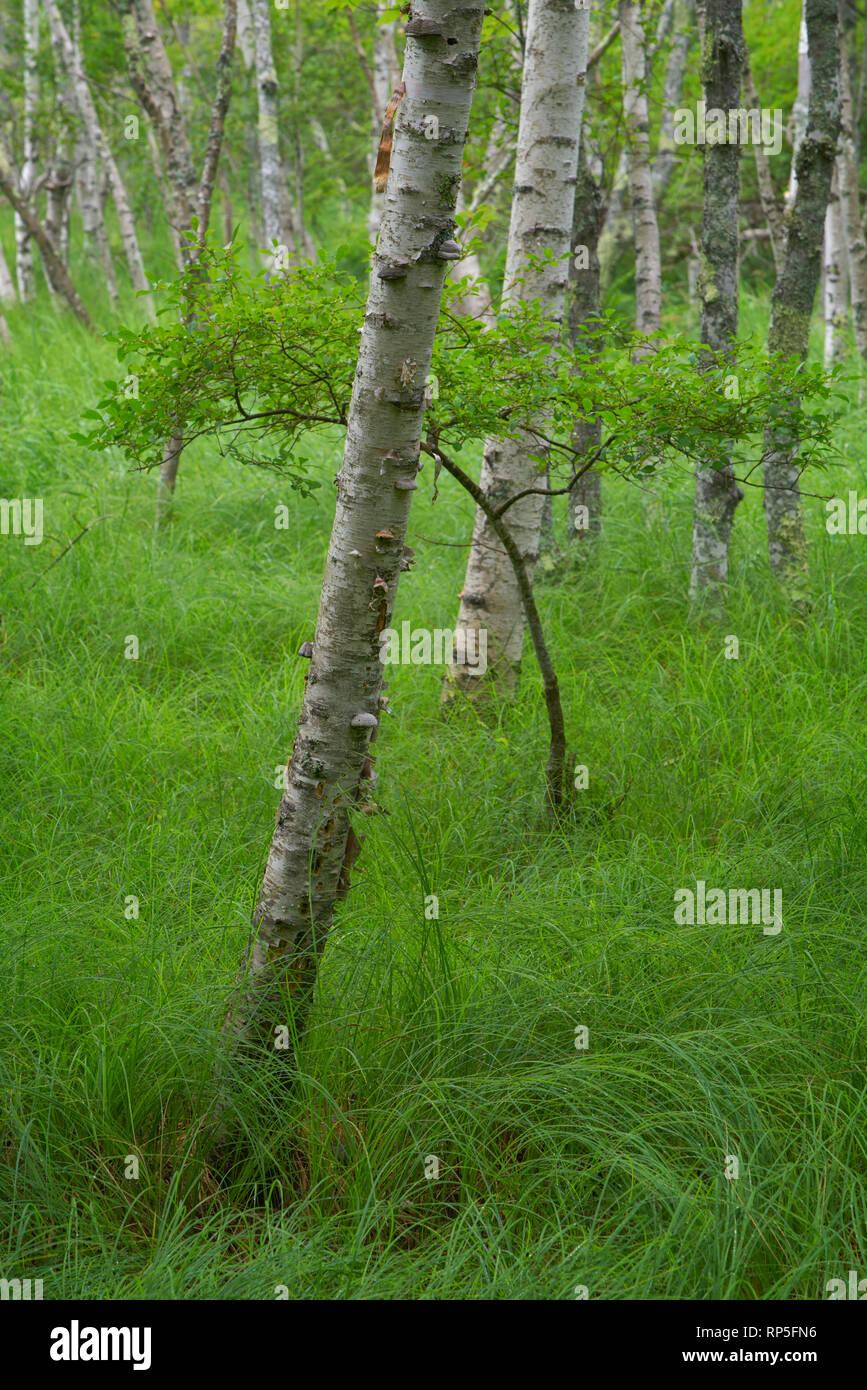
<box><xmin>1</xmin><ymin>284</ymin><xmax>866</xmax><ymax>1299</ymax></box>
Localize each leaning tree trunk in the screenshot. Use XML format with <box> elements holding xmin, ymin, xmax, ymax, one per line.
<box><xmin>46</xmin><ymin>2</ymin><xmax>153</xmax><ymax>316</ymax></box>
<box><xmin>222</xmin><ymin>0</ymin><xmax>486</xmax><ymax>1060</ymax></box>
<box><xmin>447</xmin><ymin>0</ymin><xmax>591</xmax><ymax>696</ymax></box>
<box><xmin>121</xmin><ymin>0</ymin><xmax>235</xmax><ymax>511</ymax></box>
<box><xmin>689</xmin><ymin>0</ymin><xmax>745</xmax><ymax>606</ymax></box>
<box><xmin>764</xmin><ymin>0</ymin><xmax>840</xmax><ymax>602</ymax></box>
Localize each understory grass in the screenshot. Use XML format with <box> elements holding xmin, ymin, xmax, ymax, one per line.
<box><xmin>1</xmin><ymin>291</ymin><xmax>866</xmax><ymax>1300</ymax></box>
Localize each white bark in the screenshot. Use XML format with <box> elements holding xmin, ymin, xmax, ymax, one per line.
<box><xmin>448</xmin><ymin>0</ymin><xmax>591</xmax><ymax>694</ymax></box>
<box><xmin>46</xmin><ymin>0</ymin><xmax>153</xmax><ymax>317</ymax></box>
<box><xmin>743</xmin><ymin>51</ymin><xmax>786</xmax><ymax>275</ymax></box>
<box><xmin>252</xmin><ymin>0</ymin><xmax>289</xmax><ymax>262</ymax></box>
<box><xmin>620</xmin><ymin>0</ymin><xmax>662</xmax><ymax>342</ymax></box>
<box><xmin>652</xmin><ymin>0</ymin><xmax>695</xmax><ymax>201</ymax></box>
<box><xmin>786</xmin><ymin>0</ymin><xmax>811</xmax><ymax>210</ymax></box>
<box><xmin>451</xmin><ymin>185</ymin><xmax>495</xmax><ymax>328</ymax></box>
<box><xmin>837</xmin><ymin>8</ymin><xmax>867</xmax><ymax>374</ymax></box>
<box><xmin>368</xmin><ymin>5</ymin><xmax>400</xmax><ymax>243</ymax></box>
<box><xmin>823</xmin><ymin>163</ymin><xmax>848</xmax><ymax>365</ymax></box>
<box><xmin>225</xmin><ymin>0</ymin><xmax>486</xmax><ymax>1051</ymax></box>
<box><xmin>236</xmin><ymin>0</ymin><xmax>255</xmax><ymax>69</ymax></box>
<box><xmin>0</xmin><ymin>239</ymin><xmax>16</xmax><ymax>302</ymax></box>
<box><xmin>15</xmin><ymin>0</ymin><xmax>39</xmax><ymax>301</ymax></box>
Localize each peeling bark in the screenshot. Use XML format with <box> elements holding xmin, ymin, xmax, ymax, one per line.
<box><xmin>689</xmin><ymin>0</ymin><xmax>745</xmax><ymax>606</ymax></box>
<box><xmin>447</xmin><ymin>0</ymin><xmax>591</xmax><ymax>696</ymax></box>
<box><xmin>222</xmin><ymin>0</ymin><xmax>486</xmax><ymax>1060</ymax></box>
<box><xmin>764</xmin><ymin>0</ymin><xmax>840</xmax><ymax>602</ymax></box>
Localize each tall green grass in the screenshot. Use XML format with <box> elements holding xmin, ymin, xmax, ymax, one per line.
<box><xmin>1</xmin><ymin>286</ymin><xmax>866</xmax><ymax>1299</ymax></box>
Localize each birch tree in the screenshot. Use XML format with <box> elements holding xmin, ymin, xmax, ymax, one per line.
<box><xmin>823</xmin><ymin>164</ymin><xmax>848</xmax><ymax>366</ymax></box>
<box><xmin>447</xmin><ymin>0</ymin><xmax>590</xmax><ymax>696</ymax></box>
<box><xmin>764</xmin><ymin>0</ymin><xmax>840</xmax><ymax>601</ymax></box>
<box><xmin>14</xmin><ymin>0</ymin><xmax>39</xmax><ymax>300</ymax></box>
<box><xmin>252</xmin><ymin>0</ymin><xmax>290</xmax><ymax>264</ymax></box>
<box><xmin>120</xmin><ymin>0</ymin><xmax>237</xmax><ymax>507</ymax></box>
<box><xmin>688</xmin><ymin>0</ymin><xmax>744</xmax><ymax>604</ymax></box>
<box><xmin>836</xmin><ymin>1</ymin><xmax>867</xmax><ymax>387</ymax></box>
<box><xmin>619</xmin><ymin>0</ymin><xmax>662</xmax><ymax>343</ymax></box>
<box><xmin>567</xmin><ymin>143</ymin><xmax>604</xmax><ymax>545</ymax></box>
<box><xmin>223</xmin><ymin>0</ymin><xmax>487</xmax><ymax>1059</ymax></box>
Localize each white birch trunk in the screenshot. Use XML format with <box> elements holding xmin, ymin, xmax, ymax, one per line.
<box><xmin>47</xmin><ymin>0</ymin><xmax>153</xmax><ymax>316</ymax></box>
<box><xmin>823</xmin><ymin>163</ymin><xmax>848</xmax><ymax>365</ymax></box>
<box><xmin>252</xmin><ymin>0</ymin><xmax>289</xmax><ymax>263</ymax></box>
<box><xmin>652</xmin><ymin>0</ymin><xmax>695</xmax><ymax>202</ymax></box>
<box><xmin>224</xmin><ymin>0</ymin><xmax>486</xmax><ymax>1053</ymax></box>
<box><xmin>786</xmin><ymin>1</ymin><xmax>811</xmax><ymax>210</ymax></box>
<box><xmin>0</xmin><ymin>240</ymin><xmax>16</xmax><ymax>302</ymax></box>
<box><xmin>620</xmin><ymin>0</ymin><xmax>662</xmax><ymax>342</ymax></box>
<box><xmin>743</xmin><ymin>51</ymin><xmax>786</xmax><ymax>275</ymax></box>
<box><xmin>236</xmin><ymin>0</ymin><xmax>254</xmax><ymax>69</ymax></box>
<box><xmin>368</xmin><ymin>5</ymin><xmax>400</xmax><ymax>244</ymax></box>
<box><xmin>15</xmin><ymin>0</ymin><xmax>39</xmax><ymax>301</ymax></box>
<box><xmin>446</xmin><ymin>0</ymin><xmax>590</xmax><ymax>696</ymax></box>
<box><xmin>837</xmin><ymin>9</ymin><xmax>867</xmax><ymax>383</ymax></box>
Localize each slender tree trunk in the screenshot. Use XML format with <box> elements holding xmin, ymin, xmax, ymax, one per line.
<box><xmin>786</xmin><ymin>0</ymin><xmax>811</xmax><ymax>211</ymax></box>
<box><xmin>823</xmin><ymin>163</ymin><xmax>848</xmax><ymax>365</ymax></box>
<box><xmin>451</xmin><ymin>185</ymin><xmax>496</xmax><ymax>328</ymax></box>
<box><xmin>620</xmin><ymin>0</ymin><xmax>662</xmax><ymax>342</ymax></box>
<box><xmin>689</xmin><ymin>0</ymin><xmax>745</xmax><ymax>605</ymax></box>
<box><xmin>0</xmin><ymin>161</ymin><xmax>92</xmax><ymax>327</ymax></box>
<box><xmin>221</xmin><ymin>0</ymin><xmax>486</xmax><ymax>1063</ymax></box>
<box><xmin>0</xmin><ymin>240</ymin><xmax>16</xmax><ymax>303</ymax></box>
<box><xmin>252</xmin><ymin>0</ymin><xmax>289</xmax><ymax>263</ymax></box>
<box><xmin>15</xmin><ymin>0</ymin><xmax>39</xmax><ymax>301</ymax></box>
<box><xmin>743</xmin><ymin>50</ymin><xmax>786</xmax><ymax>275</ymax></box>
<box><xmin>764</xmin><ymin>0</ymin><xmax>840</xmax><ymax>601</ymax></box>
<box><xmin>47</xmin><ymin>2</ymin><xmax>153</xmax><ymax>315</ymax></box>
<box><xmin>121</xmin><ymin>0</ymin><xmax>236</xmax><ymax>511</ymax></box>
<box><xmin>652</xmin><ymin>0</ymin><xmax>695</xmax><ymax>203</ymax></box>
<box><xmin>568</xmin><ymin>145</ymin><xmax>605</xmax><ymax>545</ymax></box>
<box><xmin>836</xmin><ymin>0</ymin><xmax>867</xmax><ymax>389</ymax></box>
<box><xmin>120</xmin><ymin>0</ymin><xmax>197</xmax><ymax>249</ymax></box>
<box><xmin>447</xmin><ymin>0</ymin><xmax>591</xmax><ymax>697</ymax></box>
